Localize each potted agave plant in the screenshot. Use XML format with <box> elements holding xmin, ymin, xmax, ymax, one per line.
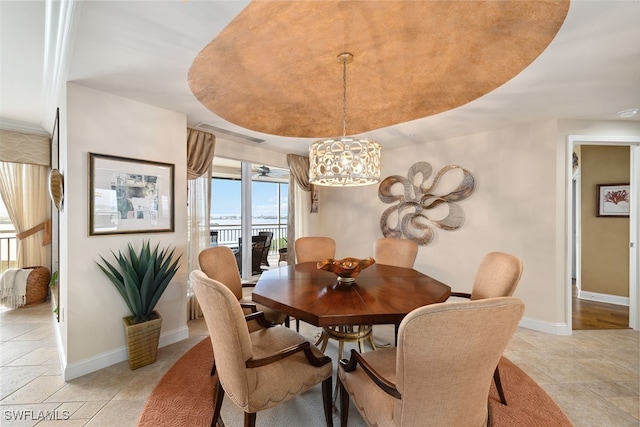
<box><xmin>97</xmin><ymin>240</ymin><xmax>181</xmax><ymax>370</ymax></box>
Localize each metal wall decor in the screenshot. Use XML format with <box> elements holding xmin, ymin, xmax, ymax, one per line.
<box><xmin>378</xmin><ymin>162</ymin><xmax>476</xmax><ymax>245</ymax></box>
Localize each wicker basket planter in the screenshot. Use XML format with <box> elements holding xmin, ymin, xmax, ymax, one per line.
<box><xmin>23</xmin><ymin>266</ymin><xmax>51</xmax><ymax>306</ymax></box>
<box><xmin>123</xmin><ymin>311</ymin><xmax>162</xmax><ymax>370</ymax></box>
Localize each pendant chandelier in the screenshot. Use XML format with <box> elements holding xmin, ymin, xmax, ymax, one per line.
<box><xmin>309</xmin><ymin>53</ymin><xmax>381</xmax><ymax>187</ymax></box>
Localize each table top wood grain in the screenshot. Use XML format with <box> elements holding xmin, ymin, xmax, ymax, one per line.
<box><xmin>252</xmin><ymin>262</ymin><xmax>451</xmax><ymax>327</ymax></box>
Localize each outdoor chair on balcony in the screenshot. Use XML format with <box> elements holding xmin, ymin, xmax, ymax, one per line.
<box><xmin>258</xmin><ymin>231</ymin><xmax>273</xmax><ymax>269</ymax></box>
<box><xmin>235</xmin><ymin>235</ymin><xmax>269</xmax><ymax>275</ymax></box>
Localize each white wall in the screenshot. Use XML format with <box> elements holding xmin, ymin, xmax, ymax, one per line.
<box><xmin>214</xmin><ymin>138</ymin><xmax>288</xmax><ymax>168</ymax></box>
<box><xmin>60</xmin><ymin>83</ymin><xmax>188</xmax><ymax>380</ymax></box>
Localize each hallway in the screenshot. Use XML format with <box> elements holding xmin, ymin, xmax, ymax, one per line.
<box><xmin>573</xmin><ymin>285</ymin><xmax>630</xmax><ymax>330</ymax></box>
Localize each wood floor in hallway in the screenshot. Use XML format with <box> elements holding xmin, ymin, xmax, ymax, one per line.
<box><xmin>573</xmin><ymin>285</ymin><xmax>630</xmax><ymax>330</ymax></box>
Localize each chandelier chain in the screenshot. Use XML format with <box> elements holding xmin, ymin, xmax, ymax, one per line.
<box><xmin>342</xmin><ymin>54</ymin><xmax>348</xmax><ymax>137</ymax></box>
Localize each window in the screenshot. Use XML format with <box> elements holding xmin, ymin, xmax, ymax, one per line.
<box><xmin>0</xmin><ymin>197</ymin><xmax>17</xmax><ymax>271</ymax></box>
<box><xmin>210</xmin><ymin>159</ymin><xmax>289</xmax><ymax>277</ymax></box>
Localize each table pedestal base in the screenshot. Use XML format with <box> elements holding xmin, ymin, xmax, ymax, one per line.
<box><xmin>315</xmin><ymin>325</ymin><xmax>377</xmax><ymax>361</ymax></box>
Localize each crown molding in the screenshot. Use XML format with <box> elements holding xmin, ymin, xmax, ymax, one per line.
<box><xmin>0</xmin><ymin>119</ymin><xmax>49</xmax><ymax>136</ymax></box>
<box><xmin>42</xmin><ymin>0</ymin><xmax>82</xmax><ymax>132</ymax></box>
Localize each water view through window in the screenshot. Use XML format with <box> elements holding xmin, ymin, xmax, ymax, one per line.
<box><xmin>210</xmin><ymin>177</ymin><xmax>288</xmax><ymax>251</ymax></box>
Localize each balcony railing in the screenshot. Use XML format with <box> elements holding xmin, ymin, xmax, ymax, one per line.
<box><xmin>211</xmin><ymin>223</ymin><xmax>287</xmax><ymax>254</ymax></box>
<box><xmin>0</xmin><ymin>232</ymin><xmax>17</xmax><ymax>274</ymax></box>
<box><xmin>0</xmin><ymin>225</ymin><xmax>287</xmax><ymax>275</ymax></box>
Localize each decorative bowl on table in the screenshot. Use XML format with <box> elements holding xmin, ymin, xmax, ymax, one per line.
<box><xmin>317</xmin><ymin>257</ymin><xmax>375</xmax><ymax>284</ymax></box>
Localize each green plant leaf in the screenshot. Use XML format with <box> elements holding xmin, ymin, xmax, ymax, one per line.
<box><xmin>48</xmin><ymin>270</ymin><xmax>59</xmax><ymax>287</ymax></box>
<box><xmin>96</xmin><ymin>240</ymin><xmax>182</xmax><ymax>322</ymax></box>
<box><xmin>96</xmin><ymin>257</ymin><xmax>137</xmax><ymax>316</ymax></box>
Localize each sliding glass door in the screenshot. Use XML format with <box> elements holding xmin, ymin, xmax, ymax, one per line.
<box><xmin>210</xmin><ymin>158</ymin><xmax>288</xmax><ymax>279</ymax></box>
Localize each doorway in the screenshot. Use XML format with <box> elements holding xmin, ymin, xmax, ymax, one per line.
<box><xmin>567</xmin><ymin>136</ymin><xmax>640</xmax><ymax>331</ymax></box>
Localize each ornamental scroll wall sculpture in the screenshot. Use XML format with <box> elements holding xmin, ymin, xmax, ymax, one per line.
<box><xmin>378</xmin><ymin>162</ymin><xmax>476</xmax><ymax>245</ymax></box>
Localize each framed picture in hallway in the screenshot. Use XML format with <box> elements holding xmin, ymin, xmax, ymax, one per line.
<box><xmin>596</xmin><ymin>183</ymin><xmax>630</xmax><ymax>217</ymax></box>
<box><xmin>88</xmin><ymin>153</ymin><xmax>175</xmax><ymax>235</ymax></box>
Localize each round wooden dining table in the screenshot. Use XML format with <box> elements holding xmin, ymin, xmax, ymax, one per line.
<box><xmin>252</xmin><ymin>262</ymin><xmax>452</xmax><ymax>328</ymax></box>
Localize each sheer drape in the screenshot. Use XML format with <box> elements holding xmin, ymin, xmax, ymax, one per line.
<box><xmin>186</xmin><ymin>128</ymin><xmax>215</xmax><ymax>319</ymax></box>
<box><xmin>286</xmin><ymin>154</ymin><xmax>313</xmax><ymax>264</ymax></box>
<box><xmin>0</xmin><ymin>130</ymin><xmax>51</xmax><ymax>269</ymax></box>
<box><xmin>0</xmin><ymin>162</ymin><xmax>51</xmax><ymax>267</ymax></box>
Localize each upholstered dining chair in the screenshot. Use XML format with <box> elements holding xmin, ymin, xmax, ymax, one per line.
<box><xmin>373</xmin><ymin>237</ymin><xmax>420</xmax><ymax>345</ymax></box>
<box><xmin>338</xmin><ymin>297</ymin><xmax>524</xmax><ymax>427</ymax></box>
<box><xmin>190</xmin><ymin>270</ymin><xmax>334</xmax><ymax>427</ymax></box>
<box><xmin>294</xmin><ymin>236</ymin><xmax>336</xmax><ymax>263</ymax></box>
<box><xmin>448</xmin><ymin>251</ymin><xmax>524</xmax><ymax>406</ymax></box>
<box><xmin>450</xmin><ymin>251</ymin><xmax>523</xmax><ymax>302</ymax></box>
<box><xmin>373</xmin><ymin>237</ymin><xmax>419</xmax><ymax>269</ymax></box>
<box><xmin>199</xmin><ymin>246</ymin><xmax>287</xmax><ymax>331</ymax></box>
<box><xmin>291</xmin><ymin>236</ymin><xmax>336</xmax><ymax>331</ymax></box>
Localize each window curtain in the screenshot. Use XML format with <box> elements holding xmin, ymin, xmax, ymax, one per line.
<box><xmin>186</xmin><ymin>128</ymin><xmax>215</xmax><ymax>319</ymax></box>
<box><xmin>286</xmin><ymin>154</ymin><xmax>313</xmax><ymax>264</ymax></box>
<box><xmin>0</xmin><ymin>130</ymin><xmax>51</xmax><ymax>268</ymax></box>
<box><xmin>0</xmin><ymin>163</ymin><xmax>51</xmax><ymax>268</ymax></box>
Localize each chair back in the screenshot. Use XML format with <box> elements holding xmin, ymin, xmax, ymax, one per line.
<box><xmin>471</xmin><ymin>252</ymin><xmax>523</xmax><ymax>300</ymax></box>
<box><xmin>258</xmin><ymin>231</ymin><xmax>273</xmax><ymax>250</ymax></box>
<box><xmin>373</xmin><ymin>238</ymin><xmax>418</xmax><ymax>268</ymax></box>
<box><xmin>258</xmin><ymin>231</ymin><xmax>273</xmax><ymax>266</ymax></box>
<box><xmin>198</xmin><ymin>246</ymin><xmax>243</xmax><ymax>300</ymax></box>
<box><xmin>294</xmin><ymin>236</ymin><xmax>336</xmax><ymax>263</ymax></box>
<box><xmin>396</xmin><ymin>297</ymin><xmax>524</xmax><ymax>426</ymax></box>
<box><xmin>190</xmin><ymin>270</ymin><xmax>255</xmax><ymax>405</ymax></box>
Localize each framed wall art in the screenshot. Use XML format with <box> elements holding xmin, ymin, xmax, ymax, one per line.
<box><xmin>89</xmin><ymin>153</ymin><xmax>175</xmax><ymax>235</ymax></box>
<box><xmin>596</xmin><ymin>183</ymin><xmax>630</xmax><ymax>217</ymax></box>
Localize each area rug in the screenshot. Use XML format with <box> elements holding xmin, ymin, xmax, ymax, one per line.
<box><xmin>137</xmin><ymin>336</ymin><xmax>572</xmax><ymax>427</ymax></box>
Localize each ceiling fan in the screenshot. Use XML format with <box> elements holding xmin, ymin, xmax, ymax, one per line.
<box><xmin>253</xmin><ymin>165</ymin><xmax>289</xmax><ymax>180</ymax></box>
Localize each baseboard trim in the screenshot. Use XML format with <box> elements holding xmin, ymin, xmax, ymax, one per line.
<box><xmin>519</xmin><ymin>316</ymin><xmax>571</xmax><ymax>336</ymax></box>
<box><xmin>578</xmin><ymin>290</ymin><xmax>629</xmax><ymax>307</ymax></box>
<box><xmin>53</xmin><ymin>312</ymin><xmax>67</xmax><ymax>378</ymax></box>
<box><xmin>63</xmin><ymin>325</ymin><xmax>189</xmax><ymax>381</ymax></box>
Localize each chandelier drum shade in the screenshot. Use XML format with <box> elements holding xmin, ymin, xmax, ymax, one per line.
<box><xmin>309</xmin><ymin>53</ymin><xmax>381</xmax><ymax>187</ymax></box>
<box><xmin>309</xmin><ymin>137</ymin><xmax>380</xmax><ymax>186</ymax></box>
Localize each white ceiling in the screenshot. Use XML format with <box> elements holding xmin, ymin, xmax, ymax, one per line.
<box><xmin>1</xmin><ymin>1</ymin><xmax>639</xmax><ymax>155</ymax></box>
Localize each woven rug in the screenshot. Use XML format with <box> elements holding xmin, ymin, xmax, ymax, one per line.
<box><xmin>137</xmin><ymin>336</ymin><xmax>572</xmax><ymax>427</ymax></box>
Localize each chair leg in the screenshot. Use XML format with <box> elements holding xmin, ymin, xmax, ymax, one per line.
<box><xmin>244</xmin><ymin>411</ymin><xmax>256</xmax><ymax>427</ymax></box>
<box><xmin>338</xmin><ymin>336</ymin><xmax>345</xmax><ymax>361</ymax></box>
<box><xmin>494</xmin><ymin>365</ymin><xmax>508</xmax><ymax>405</ymax></box>
<box><xmin>321</xmin><ymin>376</ymin><xmax>334</xmax><ymax>427</ymax></box>
<box><xmin>284</xmin><ymin>316</ymin><xmax>301</xmax><ymax>332</ymax></box>
<box><xmin>394</xmin><ymin>324</ymin><xmax>399</xmax><ymax>346</ymax></box>
<box><xmin>211</xmin><ymin>380</ymin><xmax>225</xmax><ymax>427</ymax></box>
<box><xmin>339</xmin><ymin>377</ymin><xmax>349</xmax><ymax>427</ymax></box>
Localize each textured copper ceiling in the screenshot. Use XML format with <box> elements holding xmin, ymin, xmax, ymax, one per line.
<box><xmin>189</xmin><ymin>1</ymin><xmax>569</xmax><ymax>138</ymax></box>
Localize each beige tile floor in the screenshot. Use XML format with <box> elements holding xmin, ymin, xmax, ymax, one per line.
<box><xmin>1</xmin><ymin>302</ymin><xmax>638</xmax><ymax>426</ymax></box>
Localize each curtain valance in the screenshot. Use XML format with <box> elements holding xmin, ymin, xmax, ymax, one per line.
<box><xmin>187</xmin><ymin>128</ymin><xmax>215</xmax><ymax>180</ymax></box>
<box><xmin>0</xmin><ymin>129</ymin><xmax>50</xmax><ymax>166</ymax></box>
<box><xmin>287</xmin><ymin>154</ymin><xmax>311</xmax><ymax>191</ymax></box>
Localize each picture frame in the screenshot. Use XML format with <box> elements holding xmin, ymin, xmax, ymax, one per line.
<box><xmin>89</xmin><ymin>153</ymin><xmax>175</xmax><ymax>235</ymax></box>
<box><xmin>596</xmin><ymin>183</ymin><xmax>630</xmax><ymax>217</ymax></box>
